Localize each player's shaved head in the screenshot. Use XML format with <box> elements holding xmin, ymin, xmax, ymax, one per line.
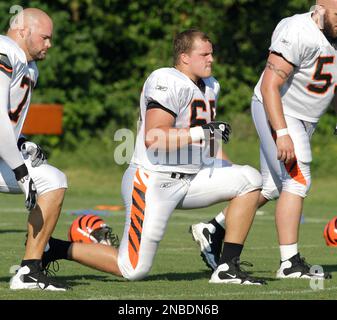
<box><xmin>7</xmin><ymin>8</ymin><xmax>53</xmax><ymax>61</ymax></box>
<box><xmin>9</xmin><ymin>8</ymin><xmax>52</xmax><ymax>31</ymax></box>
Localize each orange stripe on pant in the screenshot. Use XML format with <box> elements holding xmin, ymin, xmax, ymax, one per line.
<box><xmin>128</xmin><ymin>169</ymin><xmax>147</xmax><ymax>269</ymax></box>
<box><xmin>128</xmin><ymin>226</ymin><xmax>141</xmax><ymax>268</ymax></box>
<box><xmin>132</xmin><ymin>188</ymin><xmax>145</xmax><ymax>211</ymax></box>
<box><xmin>131</xmin><ymin>204</ymin><xmax>144</xmax><ymax>220</ymax></box>
<box><xmin>270</xmin><ymin>127</ymin><xmax>306</xmax><ymax>186</ymax></box>
<box><xmin>131</xmin><ymin>212</ymin><xmax>143</xmax><ymax>233</ymax></box>
<box><xmin>285</xmin><ymin>160</ymin><xmax>307</xmax><ymax>186</ymax></box>
<box><xmin>134</xmin><ymin>180</ymin><xmax>147</xmax><ymax>194</ymax></box>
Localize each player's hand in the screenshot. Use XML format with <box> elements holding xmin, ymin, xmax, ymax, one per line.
<box><xmin>276</xmin><ymin>134</ymin><xmax>295</xmax><ymax>164</ymax></box>
<box><xmin>13</xmin><ymin>164</ymin><xmax>37</xmax><ymax>211</ymax></box>
<box><xmin>21</xmin><ymin>141</ymin><xmax>47</xmax><ymax>167</ymax></box>
<box><xmin>202</xmin><ymin>121</ymin><xmax>232</xmax><ymax>144</ymax></box>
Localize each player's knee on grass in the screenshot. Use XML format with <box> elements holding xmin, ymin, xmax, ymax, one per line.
<box><xmin>121</xmin><ymin>265</ymin><xmax>151</xmax><ymax>281</ymax></box>
<box><xmin>239</xmin><ymin>165</ymin><xmax>263</xmax><ymax>194</ymax></box>
<box><xmin>118</xmin><ymin>248</ymin><xmax>153</xmax><ymax>281</ymax></box>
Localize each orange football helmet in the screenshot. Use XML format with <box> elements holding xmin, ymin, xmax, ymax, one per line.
<box><xmin>68</xmin><ymin>214</ymin><xmax>119</xmax><ymax>247</ymax></box>
<box><xmin>323</xmin><ymin>217</ymin><xmax>337</xmax><ymax>247</ymax></box>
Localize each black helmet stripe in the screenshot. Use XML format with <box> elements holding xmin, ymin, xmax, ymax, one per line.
<box><xmin>78</xmin><ymin>215</ymin><xmax>85</xmax><ymax>230</ymax></box>
<box><xmin>89</xmin><ymin>218</ymin><xmax>103</xmax><ymax>229</ymax></box>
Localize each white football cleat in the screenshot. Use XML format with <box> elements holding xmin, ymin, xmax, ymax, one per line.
<box><xmin>209</xmin><ymin>258</ymin><xmax>266</xmax><ymax>285</ymax></box>
<box><xmin>276</xmin><ymin>253</ymin><xmax>331</xmax><ymax>279</ymax></box>
<box><xmin>190</xmin><ymin>222</ymin><xmax>224</xmax><ymax>270</ymax></box>
<box><xmin>10</xmin><ymin>262</ymin><xmax>68</xmax><ymax>291</ymax></box>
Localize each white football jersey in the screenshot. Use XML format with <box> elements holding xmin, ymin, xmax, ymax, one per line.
<box><xmin>0</xmin><ymin>35</ymin><xmax>39</xmax><ymax>138</ymax></box>
<box><xmin>254</xmin><ymin>12</ymin><xmax>337</xmax><ymax>123</ymax></box>
<box><xmin>131</xmin><ymin>67</ymin><xmax>220</xmax><ymax>173</ymax></box>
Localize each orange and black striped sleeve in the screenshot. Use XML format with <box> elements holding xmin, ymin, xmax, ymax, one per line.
<box><xmin>0</xmin><ymin>53</ymin><xmax>13</xmax><ymax>78</ymax></box>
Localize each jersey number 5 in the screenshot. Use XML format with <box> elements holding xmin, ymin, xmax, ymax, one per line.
<box><xmin>307</xmin><ymin>56</ymin><xmax>334</xmax><ymax>95</ymax></box>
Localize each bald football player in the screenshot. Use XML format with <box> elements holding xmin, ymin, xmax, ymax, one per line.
<box><xmin>0</xmin><ymin>8</ymin><xmax>68</xmax><ymax>291</ymax></box>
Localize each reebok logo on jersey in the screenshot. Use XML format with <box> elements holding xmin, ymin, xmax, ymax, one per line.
<box><xmin>155</xmin><ymin>85</ymin><xmax>168</xmax><ymax>91</ymax></box>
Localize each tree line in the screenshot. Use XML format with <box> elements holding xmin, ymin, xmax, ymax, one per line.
<box><xmin>2</xmin><ymin>0</ymin><xmax>330</xmax><ymax>152</ymax></box>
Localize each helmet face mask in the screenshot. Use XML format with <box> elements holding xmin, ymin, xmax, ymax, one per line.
<box><xmin>90</xmin><ymin>226</ymin><xmax>120</xmax><ymax>247</ymax></box>
<box><xmin>68</xmin><ymin>214</ymin><xmax>119</xmax><ymax>248</ymax></box>
<box><xmin>323</xmin><ymin>217</ymin><xmax>337</xmax><ymax>247</ymax></box>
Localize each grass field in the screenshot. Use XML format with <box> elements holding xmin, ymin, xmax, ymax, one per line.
<box><xmin>0</xmin><ymin>167</ymin><xmax>336</xmax><ymax>301</ymax></box>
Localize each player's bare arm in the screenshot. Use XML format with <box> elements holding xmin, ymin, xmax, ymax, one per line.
<box><xmin>145</xmin><ymin>108</ymin><xmax>231</xmax><ymax>152</ymax></box>
<box><xmin>145</xmin><ymin>108</ymin><xmax>191</xmax><ymax>150</ymax></box>
<box><xmin>261</xmin><ymin>52</ymin><xmax>296</xmax><ymax>163</ymax></box>
<box><xmin>265</xmin><ymin>60</ymin><xmax>291</xmax><ymax>81</ymax></box>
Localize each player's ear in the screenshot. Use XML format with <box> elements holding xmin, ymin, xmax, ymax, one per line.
<box><xmin>19</xmin><ymin>26</ymin><xmax>31</xmax><ymax>39</ymax></box>
<box><xmin>180</xmin><ymin>52</ymin><xmax>190</xmax><ymax>65</ymax></box>
<box><xmin>312</xmin><ymin>4</ymin><xmax>325</xmax><ymax>29</ymax></box>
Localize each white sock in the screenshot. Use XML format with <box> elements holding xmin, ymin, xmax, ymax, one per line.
<box><xmin>215</xmin><ymin>212</ymin><xmax>225</xmax><ymax>229</ymax></box>
<box><xmin>280</xmin><ymin>243</ymin><xmax>298</xmax><ymax>261</ymax></box>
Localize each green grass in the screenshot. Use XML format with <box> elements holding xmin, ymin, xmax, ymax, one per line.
<box><xmin>0</xmin><ymin>166</ymin><xmax>336</xmax><ymax>300</ymax></box>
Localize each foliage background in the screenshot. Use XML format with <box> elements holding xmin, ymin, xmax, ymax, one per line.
<box><xmin>1</xmin><ymin>0</ymin><xmax>335</xmax><ymax>176</ymax></box>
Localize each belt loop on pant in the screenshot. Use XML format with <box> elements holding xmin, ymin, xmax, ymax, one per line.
<box><xmin>170</xmin><ymin>172</ymin><xmax>185</xmax><ymax>179</ymax></box>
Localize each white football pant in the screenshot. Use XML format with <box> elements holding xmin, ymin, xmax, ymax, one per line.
<box><xmin>251</xmin><ymin>96</ymin><xmax>316</xmax><ymax>200</ymax></box>
<box><xmin>0</xmin><ymin>157</ymin><xmax>67</xmax><ymax>195</ymax></box>
<box><xmin>118</xmin><ymin>160</ymin><xmax>262</xmax><ymax>280</ymax></box>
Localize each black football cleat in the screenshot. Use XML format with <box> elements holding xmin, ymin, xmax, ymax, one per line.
<box><xmin>10</xmin><ymin>260</ymin><xmax>68</xmax><ymax>291</ymax></box>
<box><xmin>276</xmin><ymin>253</ymin><xmax>332</xmax><ymax>279</ymax></box>
<box><xmin>209</xmin><ymin>257</ymin><xmax>266</xmax><ymax>285</ymax></box>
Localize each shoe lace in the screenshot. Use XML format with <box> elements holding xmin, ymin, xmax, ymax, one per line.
<box><xmin>294</xmin><ymin>255</ymin><xmax>331</xmax><ymax>278</ymax></box>
<box><xmin>298</xmin><ymin>256</ymin><xmax>311</xmax><ymax>272</ymax></box>
<box><xmin>38</xmin><ymin>263</ymin><xmax>70</xmax><ymax>290</ymax></box>
<box><xmin>232</xmin><ymin>258</ymin><xmax>266</xmax><ymax>284</ymax></box>
<box><xmin>232</xmin><ymin>258</ymin><xmax>253</xmax><ymax>277</ymax></box>
<box><xmin>43</xmin><ymin>260</ymin><xmax>60</xmax><ymax>278</ymax></box>
<box><xmin>29</xmin><ymin>267</ymin><xmax>59</xmax><ymax>290</ymax></box>
<box><xmin>292</xmin><ymin>255</ymin><xmax>311</xmax><ymax>273</ymax></box>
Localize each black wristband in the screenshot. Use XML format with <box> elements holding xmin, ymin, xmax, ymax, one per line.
<box><xmin>17</xmin><ymin>136</ymin><xmax>28</xmax><ymax>150</ymax></box>
<box><xmin>13</xmin><ymin>164</ymin><xmax>28</xmax><ymax>181</ymax></box>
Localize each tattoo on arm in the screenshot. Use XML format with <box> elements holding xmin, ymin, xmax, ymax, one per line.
<box><xmin>266</xmin><ymin>61</ymin><xmax>290</xmax><ymax>80</ymax></box>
